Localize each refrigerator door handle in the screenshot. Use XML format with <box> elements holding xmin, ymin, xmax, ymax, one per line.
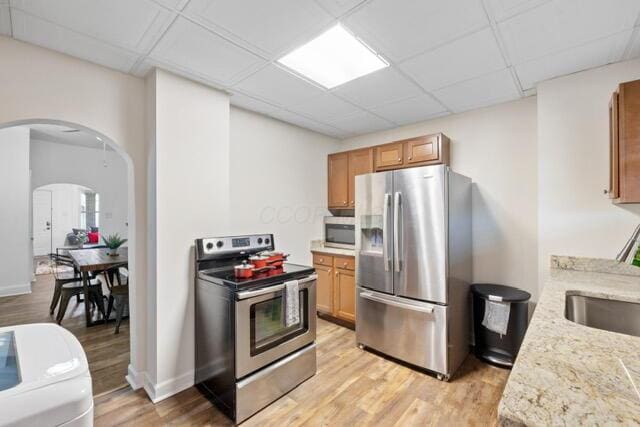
<box><xmin>393</xmin><ymin>191</ymin><xmax>402</xmax><ymax>272</ymax></box>
<box><xmin>382</xmin><ymin>193</ymin><xmax>391</xmax><ymax>271</ymax></box>
<box><xmin>360</xmin><ymin>291</ymin><xmax>434</xmax><ymax>314</ymax></box>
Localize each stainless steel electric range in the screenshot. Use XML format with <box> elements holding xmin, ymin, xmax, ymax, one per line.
<box><xmin>194</xmin><ymin>234</ymin><xmax>317</xmax><ymax>424</ymax></box>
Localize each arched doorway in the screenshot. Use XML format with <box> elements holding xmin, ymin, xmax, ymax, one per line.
<box><xmin>0</xmin><ymin>119</ymin><xmax>138</xmax><ymax>396</ymax></box>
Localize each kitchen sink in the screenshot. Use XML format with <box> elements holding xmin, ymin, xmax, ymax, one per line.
<box><xmin>565</xmin><ymin>293</ymin><xmax>640</xmax><ymax>337</ymax></box>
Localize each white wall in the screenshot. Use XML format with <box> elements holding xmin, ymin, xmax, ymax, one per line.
<box><xmin>229</xmin><ymin>107</ymin><xmax>340</xmax><ymax>266</ymax></box>
<box><xmin>146</xmin><ymin>69</ymin><xmax>231</xmax><ymax>401</ymax></box>
<box><xmin>0</xmin><ymin>126</ymin><xmax>31</xmax><ymax>296</ymax></box>
<box><xmin>30</xmin><ymin>140</ymin><xmax>128</xmax><ymax>241</ymax></box>
<box><xmin>537</xmin><ymin>59</ymin><xmax>640</xmax><ymax>283</ymax></box>
<box><xmin>341</xmin><ymin>98</ymin><xmax>540</xmax><ymax>300</ymax></box>
<box><xmin>0</xmin><ymin>36</ymin><xmax>147</xmax><ymax>387</ymax></box>
<box><xmin>35</xmin><ymin>183</ymin><xmax>85</xmax><ymax>249</ymax></box>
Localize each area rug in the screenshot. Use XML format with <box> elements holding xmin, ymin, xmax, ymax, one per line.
<box><xmin>34</xmin><ymin>257</ymin><xmax>74</xmax><ymax>275</ymax></box>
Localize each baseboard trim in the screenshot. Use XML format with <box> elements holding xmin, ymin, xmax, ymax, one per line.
<box><xmin>143</xmin><ymin>371</ymin><xmax>194</xmax><ymax>403</ymax></box>
<box><xmin>126</xmin><ymin>364</ymin><xmax>144</xmax><ymax>390</ymax></box>
<box><xmin>0</xmin><ymin>283</ymin><xmax>31</xmax><ymax>297</ymax></box>
<box><xmin>317</xmin><ymin>312</ymin><xmax>355</xmax><ymax>330</ymax></box>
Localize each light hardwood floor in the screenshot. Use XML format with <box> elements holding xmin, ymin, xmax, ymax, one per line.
<box><xmin>0</xmin><ymin>272</ymin><xmax>129</xmax><ymax>396</ymax></box>
<box><xmin>94</xmin><ymin>319</ymin><xmax>509</xmax><ymax>426</ymax></box>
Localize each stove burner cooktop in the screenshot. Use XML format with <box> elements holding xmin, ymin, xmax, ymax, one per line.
<box><xmin>198</xmin><ymin>262</ymin><xmax>315</xmax><ymax>290</ymax></box>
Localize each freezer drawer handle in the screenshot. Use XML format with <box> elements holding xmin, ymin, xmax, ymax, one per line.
<box><xmin>360</xmin><ymin>292</ymin><xmax>434</xmax><ymax>314</ymax></box>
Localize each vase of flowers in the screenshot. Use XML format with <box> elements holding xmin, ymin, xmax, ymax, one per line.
<box><xmin>102</xmin><ymin>233</ymin><xmax>127</xmax><ymax>256</ymax></box>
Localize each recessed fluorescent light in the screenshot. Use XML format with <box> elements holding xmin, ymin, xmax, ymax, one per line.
<box><xmin>277</xmin><ymin>24</ymin><xmax>389</xmax><ymax>89</ymax></box>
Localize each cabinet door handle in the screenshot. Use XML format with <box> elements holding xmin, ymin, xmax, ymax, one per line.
<box><xmin>408</xmin><ymin>156</ymin><xmax>412</xmax><ymax>160</ymax></box>
<box><xmin>350</xmin><ymin>200</ymin><xmax>354</xmax><ymax>204</ymax></box>
<box><xmin>397</xmin><ymin>157</ymin><xmax>401</xmax><ymax>161</ymax></box>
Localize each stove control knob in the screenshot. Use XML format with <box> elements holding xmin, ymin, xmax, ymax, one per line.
<box><xmin>257</xmin><ymin>237</ymin><xmax>263</xmax><ymax>244</ymax></box>
<box><xmin>265</xmin><ymin>238</ymin><xmax>270</xmax><ymax>245</ymax></box>
<box><xmin>205</xmin><ymin>242</ymin><xmax>214</xmax><ymax>250</ymax></box>
<box><xmin>216</xmin><ymin>240</ymin><xmax>224</xmax><ymax>248</ymax></box>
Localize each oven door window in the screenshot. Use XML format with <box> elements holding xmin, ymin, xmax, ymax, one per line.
<box><xmin>250</xmin><ymin>289</ymin><xmax>309</xmax><ymax>356</ymax></box>
<box><xmin>326</xmin><ymin>224</ymin><xmax>355</xmax><ymax>245</ymax></box>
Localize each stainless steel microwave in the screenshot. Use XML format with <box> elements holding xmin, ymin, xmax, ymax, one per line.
<box><xmin>324</xmin><ymin>216</ymin><xmax>355</xmax><ymax>249</ymax></box>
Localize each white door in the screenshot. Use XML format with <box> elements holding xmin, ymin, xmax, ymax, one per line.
<box><xmin>33</xmin><ymin>190</ymin><xmax>52</xmax><ymax>256</ymax></box>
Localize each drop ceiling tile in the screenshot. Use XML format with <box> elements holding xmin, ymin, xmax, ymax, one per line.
<box><xmin>11</xmin><ymin>9</ymin><xmax>140</xmax><ymax>73</ymax></box>
<box><xmin>332</xmin><ymin>67</ymin><xmax>422</xmax><ymax>109</ymax></box>
<box><xmin>516</xmin><ymin>30</ymin><xmax>631</xmax><ymax>90</ymax></box>
<box><xmin>628</xmin><ymin>30</ymin><xmax>640</xmax><ymax>60</ymax></box>
<box><xmin>150</xmin><ymin>17</ymin><xmax>266</xmax><ymax>86</ymax></box>
<box><xmin>433</xmin><ymin>68</ymin><xmax>521</xmax><ymax>113</ymax></box>
<box><xmin>268</xmin><ymin>108</ymin><xmax>345</xmax><ymax>137</ymax></box>
<box><xmin>11</xmin><ymin>0</ymin><xmax>174</xmax><ymax>53</ymax></box>
<box><xmin>314</xmin><ymin>0</ymin><xmax>367</xmax><ymax>17</ymax></box>
<box><xmin>130</xmin><ymin>58</ymin><xmax>155</xmax><ymax>78</ymax></box>
<box><xmin>484</xmin><ymin>0</ymin><xmax>551</xmax><ymax>22</ymax></box>
<box><xmin>326</xmin><ymin>110</ymin><xmax>395</xmax><ymax>135</ymax></box>
<box><xmin>232</xmin><ymin>64</ymin><xmax>325</xmax><ymax>109</ymax></box>
<box><xmin>0</xmin><ymin>4</ymin><xmax>10</xmax><ymax>36</ymax></box>
<box><xmin>498</xmin><ymin>0</ymin><xmax>640</xmax><ymax>64</ymax></box>
<box><xmin>230</xmin><ymin>92</ymin><xmax>280</xmax><ymax>116</ymax></box>
<box><xmin>289</xmin><ymin>92</ymin><xmax>364</xmax><ymax>123</ymax></box>
<box><xmin>399</xmin><ymin>28</ymin><xmax>506</xmax><ymax>92</ymax></box>
<box><xmin>370</xmin><ymin>95</ymin><xmax>448</xmax><ymax>126</ymax></box>
<box><xmin>153</xmin><ymin>0</ymin><xmax>189</xmax><ymax>10</ymax></box>
<box><xmin>344</xmin><ymin>0</ymin><xmax>488</xmax><ymax>62</ymax></box>
<box><xmin>184</xmin><ymin>0</ymin><xmax>333</xmax><ymax>57</ymax></box>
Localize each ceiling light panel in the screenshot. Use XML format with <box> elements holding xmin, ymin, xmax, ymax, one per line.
<box><xmin>277</xmin><ymin>24</ymin><xmax>389</xmax><ymax>89</ymax></box>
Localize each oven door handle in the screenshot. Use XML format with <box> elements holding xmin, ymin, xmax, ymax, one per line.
<box><xmin>236</xmin><ymin>274</ymin><xmax>317</xmax><ymax>300</ymax></box>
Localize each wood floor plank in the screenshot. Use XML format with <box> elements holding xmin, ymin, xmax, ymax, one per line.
<box><xmin>92</xmin><ymin>318</ymin><xmax>508</xmax><ymax>426</ymax></box>
<box><xmin>0</xmin><ymin>272</ymin><xmax>129</xmax><ymax>396</ymax></box>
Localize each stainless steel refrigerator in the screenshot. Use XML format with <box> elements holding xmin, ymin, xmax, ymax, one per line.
<box><xmin>355</xmin><ymin>164</ymin><xmax>471</xmax><ymax>380</ymax></box>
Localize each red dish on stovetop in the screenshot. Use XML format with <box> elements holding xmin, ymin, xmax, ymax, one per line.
<box><xmin>258</xmin><ymin>251</ymin><xmax>289</xmax><ymax>268</ymax></box>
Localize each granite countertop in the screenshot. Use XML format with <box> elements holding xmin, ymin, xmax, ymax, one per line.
<box><xmin>310</xmin><ymin>240</ymin><xmax>355</xmax><ymax>257</ymax></box>
<box><xmin>499</xmin><ymin>256</ymin><xmax>640</xmax><ymax>426</ymax></box>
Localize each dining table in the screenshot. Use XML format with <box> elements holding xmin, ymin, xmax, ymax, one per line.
<box><xmin>69</xmin><ymin>247</ymin><xmax>128</xmax><ymax>327</ymax></box>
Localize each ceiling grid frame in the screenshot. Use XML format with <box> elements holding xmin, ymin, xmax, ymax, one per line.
<box><xmin>4</xmin><ymin>0</ymin><xmax>640</xmax><ymax>138</ymax></box>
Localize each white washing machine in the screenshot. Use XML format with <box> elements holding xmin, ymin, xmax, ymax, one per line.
<box><xmin>0</xmin><ymin>323</ymin><xmax>93</xmax><ymax>427</ymax></box>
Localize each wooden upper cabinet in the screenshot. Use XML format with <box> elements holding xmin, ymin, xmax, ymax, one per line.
<box><xmin>328</xmin><ymin>152</ymin><xmax>349</xmax><ymax>208</ymax></box>
<box><xmin>373</xmin><ymin>134</ymin><xmax>449</xmax><ymax>172</ymax></box>
<box><xmin>611</xmin><ymin>79</ymin><xmax>640</xmax><ymax>204</ymax></box>
<box><xmin>347</xmin><ymin>148</ymin><xmax>373</xmax><ymax>208</ymax></box>
<box><xmin>405</xmin><ymin>135</ymin><xmax>439</xmax><ymax>165</ymax></box>
<box><xmin>375</xmin><ymin>142</ymin><xmax>404</xmax><ymax>170</ymax></box>
<box><xmin>328</xmin><ymin>133</ymin><xmax>451</xmax><ymax>209</ymax></box>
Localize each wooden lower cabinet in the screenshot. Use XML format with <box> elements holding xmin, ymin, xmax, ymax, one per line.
<box><xmin>312</xmin><ymin>251</ymin><xmax>356</xmax><ymax>325</ymax></box>
<box><xmin>315</xmin><ymin>264</ymin><xmax>333</xmax><ymax>314</ymax></box>
<box><xmin>334</xmin><ymin>268</ymin><xmax>355</xmax><ymax>323</ymax></box>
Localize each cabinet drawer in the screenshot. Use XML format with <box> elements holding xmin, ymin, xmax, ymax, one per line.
<box><xmin>334</xmin><ymin>256</ymin><xmax>355</xmax><ymax>271</ymax></box>
<box><xmin>312</xmin><ymin>253</ymin><xmax>333</xmax><ymax>267</ymax></box>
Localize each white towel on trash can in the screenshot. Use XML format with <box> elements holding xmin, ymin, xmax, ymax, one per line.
<box><xmin>283</xmin><ymin>279</ymin><xmax>300</xmax><ymax>327</ymax></box>
<box><xmin>482</xmin><ymin>300</ymin><xmax>511</xmax><ymax>336</ymax></box>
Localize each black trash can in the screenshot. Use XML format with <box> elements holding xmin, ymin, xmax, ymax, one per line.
<box><xmin>471</xmin><ymin>284</ymin><xmax>531</xmax><ymax>368</ymax></box>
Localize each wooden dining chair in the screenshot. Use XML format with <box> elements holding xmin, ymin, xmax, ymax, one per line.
<box><xmin>105</xmin><ymin>265</ymin><xmax>129</xmax><ymax>334</ymax></box>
